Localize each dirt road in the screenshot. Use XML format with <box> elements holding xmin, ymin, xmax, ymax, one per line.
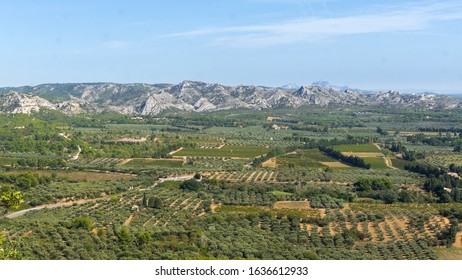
<box><xmin>5</xmin><ymin>197</ymin><xmax>108</xmax><ymax>219</ymax></box>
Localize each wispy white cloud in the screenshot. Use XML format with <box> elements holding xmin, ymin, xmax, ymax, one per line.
<box><xmin>166</xmin><ymin>1</ymin><xmax>462</xmax><ymax>47</ymax></box>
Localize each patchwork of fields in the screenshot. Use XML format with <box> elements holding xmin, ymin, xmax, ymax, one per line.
<box><xmin>173</xmin><ymin>145</ymin><xmax>270</xmax><ymax>158</ymax></box>
<box><xmin>1</xmin><ymin>108</ymin><xmax>462</xmax><ymax>260</ymax></box>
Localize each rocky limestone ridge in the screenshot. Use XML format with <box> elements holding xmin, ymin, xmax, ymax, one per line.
<box><xmin>0</xmin><ymin>91</ymin><xmax>56</xmax><ymax>114</ymax></box>
<box><xmin>0</xmin><ymin>81</ymin><xmax>460</xmax><ymax>115</ymax></box>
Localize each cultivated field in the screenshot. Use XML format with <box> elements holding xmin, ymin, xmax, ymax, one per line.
<box><xmin>122</xmin><ymin>158</ymin><xmax>184</xmax><ymax>168</ymax></box>
<box><xmin>173</xmin><ymin>145</ymin><xmax>270</xmax><ymax>158</ymax></box>
<box><xmin>1</xmin><ymin>107</ymin><xmax>462</xmax><ymax>260</ymax></box>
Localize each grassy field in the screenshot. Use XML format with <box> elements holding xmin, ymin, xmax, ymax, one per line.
<box><xmin>391</xmin><ymin>158</ymin><xmax>411</xmax><ymax>169</ymax></box>
<box><xmin>433</xmin><ymin>248</ymin><xmax>462</xmax><ymax>260</ymax></box>
<box><xmin>334</xmin><ymin>144</ymin><xmax>381</xmax><ymax>153</ymax></box>
<box><xmin>363</xmin><ymin>157</ymin><xmax>389</xmax><ymax>169</ymax></box>
<box><xmin>174</xmin><ymin>145</ymin><xmax>270</xmax><ymax>158</ymax></box>
<box><xmin>277</xmin><ymin>149</ymin><xmax>348</xmax><ymax>168</ymax></box>
<box><xmin>302</xmin><ymin>149</ymin><xmax>338</xmax><ymax>161</ymax></box>
<box><xmin>0</xmin><ymin>157</ymin><xmax>18</xmax><ymax>165</ymax></box>
<box><xmin>271</xmin><ymin>191</ymin><xmax>295</xmax><ymax>198</ymax></box>
<box><xmin>273</xmin><ymin>200</ymin><xmax>311</xmax><ymax>210</ymax></box>
<box><xmin>123</xmin><ymin>158</ymin><xmax>184</xmax><ymax>168</ymax></box>
<box><xmin>319</xmin><ymin>161</ymin><xmax>352</xmax><ymax>168</ymax></box>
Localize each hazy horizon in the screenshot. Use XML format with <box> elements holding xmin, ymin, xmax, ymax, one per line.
<box><xmin>1</xmin><ymin>80</ymin><xmax>461</xmax><ymax>96</ymax></box>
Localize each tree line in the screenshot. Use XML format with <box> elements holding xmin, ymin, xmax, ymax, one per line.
<box><xmin>319</xmin><ymin>147</ymin><xmax>371</xmax><ymax>169</ymax></box>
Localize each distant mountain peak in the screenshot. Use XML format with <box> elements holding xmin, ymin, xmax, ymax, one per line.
<box><xmin>280</xmin><ymin>83</ymin><xmax>300</xmax><ymax>90</ymax></box>
<box><xmin>311</xmin><ymin>81</ymin><xmax>332</xmax><ymax>87</ymax></box>
<box><xmin>0</xmin><ymin>81</ymin><xmax>460</xmax><ymax>115</ymax></box>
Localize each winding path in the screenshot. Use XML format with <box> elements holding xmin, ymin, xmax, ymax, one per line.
<box><xmin>142</xmin><ymin>174</ymin><xmax>195</xmax><ymax>191</ymax></box>
<box><xmin>168</xmin><ymin>147</ymin><xmax>183</xmax><ymax>155</ymax></box>
<box><xmin>384</xmin><ymin>157</ymin><xmax>397</xmax><ymax>169</ymax></box>
<box><xmin>71</xmin><ymin>145</ymin><xmax>81</xmax><ymax>161</ymax></box>
<box><xmin>5</xmin><ymin>197</ymin><xmax>107</xmax><ymax>219</ymax></box>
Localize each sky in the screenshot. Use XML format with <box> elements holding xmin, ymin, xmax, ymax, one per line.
<box><xmin>1</xmin><ymin>0</ymin><xmax>462</xmax><ymax>93</ymax></box>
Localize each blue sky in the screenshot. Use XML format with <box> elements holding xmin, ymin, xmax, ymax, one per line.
<box><xmin>1</xmin><ymin>0</ymin><xmax>462</xmax><ymax>93</ymax></box>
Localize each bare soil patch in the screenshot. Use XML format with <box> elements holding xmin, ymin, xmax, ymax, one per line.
<box><xmin>123</xmin><ymin>213</ymin><xmax>136</xmax><ymax>226</ymax></box>
<box><xmin>246</xmin><ymin>171</ymin><xmax>257</xmax><ymax>181</ymax></box>
<box><xmin>143</xmin><ymin>217</ymin><xmax>153</xmax><ymax>227</ymax></box>
<box><xmin>253</xmin><ymin>171</ymin><xmax>263</xmax><ymax>181</ymax></box>
<box><xmin>168</xmin><ymin>198</ymin><xmax>181</xmax><ymax>208</ymax></box>
<box><xmin>117</xmin><ymin>158</ymin><xmax>133</xmax><ymax>165</ymax></box>
<box><xmin>210</xmin><ymin>202</ymin><xmax>219</xmax><ymax>213</ymax></box>
<box><xmin>169</xmin><ymin>147</ymin><xmax>184</xmax><ymax>155</ymax></box>
<box><xmin>179</xmin><ymin>197</ymin><xmax>192</xmax><ymax>207</ymax></box>
<box><xmin>453</xmin><ymin>232</ymin><xmax>462</xmax><ymax>248</ymax></box>
<box><xmin>262</xmin><ymin>157</ymin><xmax>277</xmax><ymax>168</ymax></box>
<box><xmin>320</xmin><ymin>162</ymin><xmax>351</xmax><ymax>168</ymax></box>
<box><xmin>434</xmin><ymin>247</ymin><xmax>462</xmax><ymax>260</ymax></box>
<box><xmin>341</xmin><ymin>152</ymin><xmax>384</xmax><ymax>157</ymax></box>
<box><xmin>193</xmin><ymin>201</ymin><xmax>203</xmax><ymax>211</ymax></box>
<box><xmin>6</xmin><ymin>196</ymin><xmax>109</xmax><ymax>218</ymax></box>
<box><xmin>114</xmin><ymin>136</ymin><xmax>148</xmax><ymax>143</ymax></box>
<box><xmin>273</xmin><ymin>201</ymin><xmax>311</xmax><ymax>210</ymax></box>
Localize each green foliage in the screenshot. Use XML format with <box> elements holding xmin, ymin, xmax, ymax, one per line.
<box><xmin>147</xmin><ymin>196</ymin><xmax>163</xmax><ymax>209</ymax></box>
<box><xmin>363</xmin><ymin>157</ymin><xmax>389</xmax><ymax>169</ymax></box>
<box><xmin>310</xmin><ymin>194</ymin><xmax>344</xmax><ymax>208</ymax></box>
<box><xmin>376</xmin><ymin>126</ymin><xmax>388</xmax><ymax>136</ymax></box>
<box><xmin>252</xmin><ymin>147</ymin><xmax>288</xmax><ymax>166</ymax></box>
<box><xmin>0</xmin><ymin>239</ymin><xmax>21</xmax><ymax>260</ymax></box>
<box><xmin>0</xmin><ymin>190</ymin><xmax>24</xmax><ymax>211</ymax></box>
<box><xmin>176</xmin><ymin>145</ymin><xmax>270</xmax><ymax>158</ymax></box>
<box><xmin>142</xmin><ymin>192</ymin><xmax>147</xmax><ymax>207</ymax></box>
<box><xmin>137</xmin><ymin>231</ymin><xmax>151</xmax><ymax>245</ymax></box>
<box><xmin>2</xmin><ymin>107</ymin><xmax>462</xmax><ymax>260</ymax></box>
<box><xmin>334</xmin><ymin>144</ymin><xmax>380</xmax><ymax>153</ymax></box>
<box><xmin>14</xmin><ymin>173</ymin><xmax>39</xmax><ymax>190</ymax></box>
<box><xmin>424</xmin><ymin>175</ymin><xmax>462</xmax><ymax>203</ymax></box>
<box><xmin>180</xmin><ymin>179</ymin><xmax>202</xmax><ymax>191</ymax></box>
<box><xmin>354</xmin><ymin>178</ymin><xmax>393</xmax><ymax>194</ymax></box>
<box><xmin>342</xmin><ymin>228</ymin><xmax>366</xmax><ymax>241</ymax></box>
<box><xmin>353</xmin><ymin>178</ymin><xmax>400</xmax><ymax>203</ymax></box>
<box><xmin>404</xmin><ymin>162</ymin><xmax>444</xmax><ymax>177</ymax></box>
<box><xmin>319</xmin><ymin>146</ymin><xmax>371</xmax><ymax>169</ymax></box>
<box><xmin>70</xmin><ymin>216</ymin><xmax>94</xmax><ymax>231</ymax></box>
<box><xmin>116</xmin><ymin>227</ymin><xmax>131</xmax><ymax>244</ymax></box>
<box><xmin>276</xmin><ymin>149</ymin><xmax>338</xmax><ymax>169</ymax></box>
<box><xmin>124</xmin><ymin>159</ymin><xmax>183</xmax><ymax>168</ymax></box>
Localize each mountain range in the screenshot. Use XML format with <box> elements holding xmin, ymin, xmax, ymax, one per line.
<box><xmin>0</xmin><ymin>81</ymin><xmax>460</xmax><ymax>115</ymax></box>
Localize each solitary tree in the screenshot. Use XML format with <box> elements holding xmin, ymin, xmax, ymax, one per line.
<box><xmin>147</xmin><ymin>196</ymin><xmax>163</xmax><ymax>209</ymax></box>
<box><xmin>1</xmin><ymin>191</ymin><xmax>24</xmax><ymax>214</ymax></box>
<box><xmin>0</xmin><ymin>232</ymin><xmax>21</xmax><ymax>260</ymax></box>
<box><xmin>116</xmin><ymin>227</ymin><xmax>131</xmax><ymax>244</ymax></box>
<box><xmin>142</xmin><ymin>192</ymin><xmax>147</xmax><ymax>207</ymax></box>
<box><xmin>70</xmin><ymin>216</ymin><xmax>94</xmax><ymax>231</ymax></box>
<box><xmin>180</xmin><ymin>179</ymin><xmax>202</xmax><ymax>191</ymax></box>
